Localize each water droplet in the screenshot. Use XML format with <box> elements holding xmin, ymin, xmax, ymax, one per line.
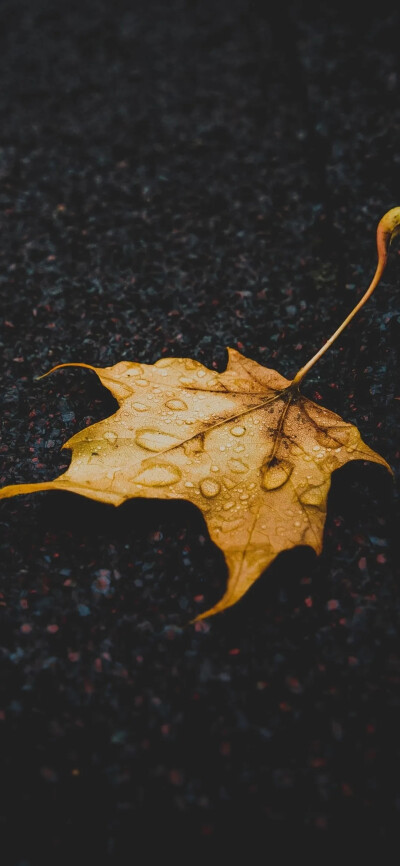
<box><xmin>230</xmin><ymin>425</ymin><xmax>245</xmax><ymax>437</ymax></box>
<box><xmin>185</xmin><ymin>481</ymin><xmax>194</xmax><ymax>487</ymax></box>
<box><xmin>136</xmin><ymin>379</ymin><xmax>149</xmax><ymax>387</ymax></box>
<box><xmin>325</xmin><ymin>455</ymin><xmax>340</xmax><ymax>472</ymax></box>
<box><xmin>197</xmin><ymin>369</ymin><xmax>206</xmax><ymax>378</ymax></box>
<box><xmin>234</xmin><ymin>444</ymin><xmax>245</xmax><ymax>453</ymax></box>
<box><xmin>134</xmin><ymin>462</ymin><xmax>181</xmax><ymax>487</ymax></box>
<box><xmin>179</xmin><ymin>377</ymin><xmax>195</xmax><ymax>386</ymax></box>
<box><xmin>104</xmin><ymin>431</ymin><xmax>117</xmax><ymax>442</ymax></box>
<box><xmin>183</xmin><ymin>436</ymin><xmax>204</xmax><ymax>457</ymax></box>
<box><xmin>221</xmin><ymin>518</ymin><xmax>244</xmax><ymax>532</ymax></box>
<box><xmin>200</xmin><ymin>478</ymin><xmax>221</xmax><ymax>498</ymax></box>
<box><xmin>135</xmin><ymin>428</ymin><xmax>180</xmax><ymax>452</ymax></box>
<box><xmin>155</xmin><ymin>358</ymin><xmax>174</xmax><ymax>368</ymax></box>
<box><xmin>132</xmin><ymin>402</ymin><xmax>147</xmax><ymax>412</ymax></box>
<box><xmin>223</xmin><ymin>500</ymin><xmax>235</xmax><ymax>510</ymax></box>
<box><xmin>222</xmin><ymin>476</ymin><xmax>235</xmax><ymax>489</ymax></box>
<box><xmin>125</xmin><ymin>364</ymin><xmax>143</xmax><ymax>377</ymax></box>
<box><xmin>261</xmin><ymin>460</ymin><xmax>293</xmax><ymax>491</ymax></box>
<box><xmin>211</xmin><ymin>465</ymin><xmax>220</xmax><ymax>472</ymax></box>
<box><xmin>300</xmin><ymin>483</ymin><xmax>327</xmax><ymax>507</ymax></box>
<box><xmin>239</xmin><ymin>493</ymin><xmax>249</xmax><ymax>501</ymax></box>
<box><xmin>227</xmin><ymin>458</ymin><xmax>249</xmax><ymax>474</ymax></box>
<box><xmin>166</xmin><ymin>399</ymin><xmax>188</xmax><ymax>411</ymax></box>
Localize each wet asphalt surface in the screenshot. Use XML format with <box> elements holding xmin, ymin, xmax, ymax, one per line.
<box><xmin>1</xmin><ymin>1</ymin><xmax>400</xmax><ymax>861</ymax></box>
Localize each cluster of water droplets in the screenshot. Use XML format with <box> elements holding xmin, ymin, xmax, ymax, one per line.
<box><xmin>67</xmin><ymin>357</ymin><xmax>364</xmax><ymax>546</ymax></box>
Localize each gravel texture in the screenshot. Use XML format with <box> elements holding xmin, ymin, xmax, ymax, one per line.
<box><xmin>1</xmin><ymin>1</ymin><xmax>400</xmax><ymax>861</ymax></box>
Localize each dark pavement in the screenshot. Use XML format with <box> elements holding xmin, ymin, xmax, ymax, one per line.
<box><xmin>1</xmin><ymin>1</ymin><xmax>400</xmax><ymax>861</ymax></box>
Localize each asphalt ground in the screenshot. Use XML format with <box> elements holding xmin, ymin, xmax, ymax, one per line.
<box><xmin>0</xmin><ymin>1</ymin><xmax>400</xmax><ymax>861</ymax></box>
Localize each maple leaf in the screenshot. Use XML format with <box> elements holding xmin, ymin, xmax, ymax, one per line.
<box><xmin>1</xmin><ymin>208</ymin><xmax>399</xmax><ymax>620</ymax></box>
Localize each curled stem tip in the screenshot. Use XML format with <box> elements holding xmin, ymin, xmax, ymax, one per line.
<box><xmin>36</xmin><ymin>362</ymin><xmax>97</xmax><ymax>381</ymax></box>
<box><xmin>292</xmin><ymin>207</ymin><xmax>400</xmax><ymax>387</ymax></box>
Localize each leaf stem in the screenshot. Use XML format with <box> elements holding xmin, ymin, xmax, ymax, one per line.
<box><xmin>292</xmin><ymin>207</ymin><xmax>400</xmax><ymax>387</ymax></box>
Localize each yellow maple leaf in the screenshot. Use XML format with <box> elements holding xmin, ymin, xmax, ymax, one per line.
<box><xmin>1</xmin><ymin>208</ymin><xmax>399</xmax><ymax>620</ymax></box>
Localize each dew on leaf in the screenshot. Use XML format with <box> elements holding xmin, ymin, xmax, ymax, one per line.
<box><xmin>183</xmin><ymin>437</ymin><xmax>204</xmax><ymax>457</ymax></box>
<box><xmin>227</xmin><ymin>458</ymin><xmax>249</xmax><ymax>473</ymax></box>
<box><xmin>154</xmin><ymin>358</ymin><xmax>173</xmax><ymax>368</ymax></box>
<box><xmin>166</xmin><ymin>399</ymin><xmax>188</xmax><ymax>411</ymax></box>
<box><xmin>199</xmin><ymin>478</ymin><xmax>221</xmax><ymax>498</ymax></box>
<box><xmin>125</xmin><ymin>364</ymin><xmax>143</xmax><ymax>377</ymax></box>
<box><xmin>230</xmin><ymin>425</ymin><xmax>246</xmax><ymax>437</ymax></box>
<box><xmin>299</xmin><ymin>483</ymin><xmax>327</xmax><ymax>507</ymax></box>
<box><xmin>134</xmin><ymin>462</ymin><xmax>181</xmax><ymax>487</ymax></box>
<box><xmin>135</xmin><ymin>429</ymin><xmax>181</xmax><ymax>452</ymax></box>
<box><xmin>221</xmin><ymin>518</ymin><xmax>244</xmax><ymax>533</ymax></box>
<box><xmin>222</xmin><ymin>476</ymin><xmax>236</xmax><ymax>489</ymax></box>
<box><xmin>261</xmin><ymin>460</ymin><xmax>293</xmax><ymax>491</ymax></box>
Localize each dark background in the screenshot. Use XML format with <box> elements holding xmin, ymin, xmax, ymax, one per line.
<box><xmin>1</xmin><ymin>0</ymin><xmax>400</xmax><ymax>861</ymax></box>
